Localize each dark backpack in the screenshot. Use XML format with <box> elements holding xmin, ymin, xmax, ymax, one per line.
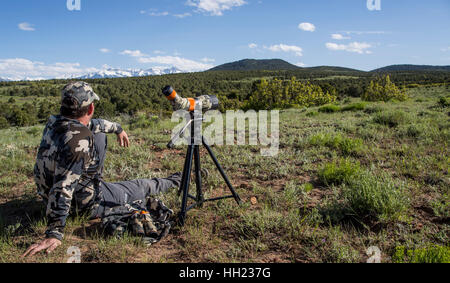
<box><xmin>101</xmin><ymin>198</ymin><xmax>174</xmax><ymax>245</ymax></box>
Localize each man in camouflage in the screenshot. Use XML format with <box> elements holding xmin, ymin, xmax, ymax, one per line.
<box><xmin>23</xmin><ymin>82</ymin><xmax>181</xmax><ymax>257</ymax></box>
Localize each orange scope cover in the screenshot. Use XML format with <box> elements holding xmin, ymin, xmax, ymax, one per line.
<box><xmin>188</xmin><ymin>98</ymin><xmax>195</xmax><ymax>112</ymax></box>
<box><xmin>167</xmin><ymin>90</ymin><xmax>177</xmax><ymax>101</ymax></box>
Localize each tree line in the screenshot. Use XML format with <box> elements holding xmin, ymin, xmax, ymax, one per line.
<box><xmin>0</xmin><ymin>70</ymin><xmax>448</xmax><ymax>128</ymax></box>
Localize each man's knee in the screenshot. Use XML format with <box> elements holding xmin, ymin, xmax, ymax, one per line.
<box><xmin>94</xmin><ymin>133</ymin><xmax>107</xmax><ymax>150</ymax></box>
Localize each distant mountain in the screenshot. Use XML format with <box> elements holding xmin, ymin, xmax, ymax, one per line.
<box><xmin>371</xmin><ymin>64</ymin><xmax>450</xmax><ymax>72</ymax></box>
<box><xmin>305</xmin><ymin>66</ymin><xmax>364</xmax><ymax>73</ymax></box>
<box><xmin>78</xmin><ymin>67</ymin><xmax>183</xmax><ymax>79</ymax></box>
<box><xmin>208</xmin><ymin>59</ymin><xmax>301</xmax><ymax>71</ymax></box>
<box><xmin>208</xmin><ymin>59</ymin><xmax>365</xmax><ymax>73</ymax></box>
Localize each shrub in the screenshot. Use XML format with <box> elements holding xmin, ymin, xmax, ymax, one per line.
<box><xmin>362</xmin><ymin>75</ymin><xmax>408</xmax><ymax>102</ymax></box>
<box><xmin>318</xmin><ymin>159</ymin><xmax>361</xmax><ymax>186</ymax></box>
<box><xmin>318</xmin><ymin>104</ymin><xmax>341</xmax><ymax>113</ymax></box>
<box><xmin>0</xmin><ymin>117</ymin><xmax>9</xmax><ymax>129</ymax></box>
<box><xmin>246</xmin><ymin>77</ymin><xmax>337</xmax><ymax>110</ymax></box>
<box><xmin>438</xmin><ymin>96</ymin><xmax>450</xmax><ymax>107</ymax></box>
<box><xmin>373</xmin><ymin>111</ymin><xmax>409</xmax><ymax>127</ymax></box>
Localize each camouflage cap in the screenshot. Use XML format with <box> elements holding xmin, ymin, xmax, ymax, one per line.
<box><xmin>61</xmin><ymin>81</ymin><xmax>100</xmax><ymax>110</ymax></box>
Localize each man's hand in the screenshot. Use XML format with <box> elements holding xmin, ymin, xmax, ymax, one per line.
<box><xmin>117</xmin><ymin>130</ymin><xmax>130</xmax><ymax>147</ymax></box>
<box><xmin>22</xmin><ymin>238</ymin><xmax>62</xmax><ymax>258</ymax></box>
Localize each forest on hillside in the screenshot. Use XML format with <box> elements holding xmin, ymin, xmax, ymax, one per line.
<box><xmin>0</xmin><ymin>69</ymin><xmax>448</xmax><ymax>128</ymax></box>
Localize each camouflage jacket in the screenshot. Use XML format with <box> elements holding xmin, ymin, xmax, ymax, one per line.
<box><xmin>33</xmin><ymin>115</ymin><xmax>123</xmax><ymax>240</ymax></box>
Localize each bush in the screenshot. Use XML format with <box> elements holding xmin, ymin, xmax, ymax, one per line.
<box><xmin>438</xmin><ymin>96</ymin><xmax>450</xmax><ymax>107</ymax></box>
<box><xmin>318</xmin><ymin>104</ymin><xmax>341</xmax><ymax>113</ymax></box>
<box><xmin>0</xmin><ymin>117</ymin><xmax>9</xmax><ymax>129</ymax></box>
<box><xmin>246</xmin><ymin>77</ymin><xmax>337</xmax><ymax>110</ymax></box>
<box><xmin>309</xmin><ymin>132</ymin><xmax>364</xmax><ymax>156</ymax></box>
<box><xmin>318</xmin><ymin>159</ymin><xmax>361</xmax><ymax>186</ymax></box>
<box><xmin>362</xmin><ymin>75</ymin><xmax>408</xmax><ymax>102</ymax></box>
<box><xmin>373</xmin><ymin>111</ymin><xmax>409</xmax><ymax>127</ymax></box>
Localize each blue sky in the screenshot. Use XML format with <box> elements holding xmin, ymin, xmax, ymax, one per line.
<box><xmin>1</xmin><ymin>0</ymin><xmax>449</xmax><ymax>80</ymax></box>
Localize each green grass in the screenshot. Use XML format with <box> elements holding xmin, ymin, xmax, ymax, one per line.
<box><xmin>0</xmin><ymin>85</ymin><xmax>448</xmax><ymax>263</ymax></box>
<box><xmin>318</xmin><ymin>159</ymin><xmax>361</xmax><ymax>186</ymax></box>
<box><xmin>392</xmin><ymin>245</ymin><xmax>450</xmax><ymax>263</ymax></box>
<box><xmin>309</xmin><ymin>132</ymin><xmax>364</xmax><ymax>156</ymax></box>
<box><xmin>373</xmin><ymin>110</ymin><xmax>410</xmax><ymax>127</ymax></box>
<box><xmin>318</xmin><ymin>104</ymin><xmax>340</xmax><ymax>113</ymax></box>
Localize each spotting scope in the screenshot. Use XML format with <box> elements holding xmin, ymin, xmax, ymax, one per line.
<box><xmin>162</xmin><ymin>85</ymin><xmax>219</xmax><ymax>112</ymax></box>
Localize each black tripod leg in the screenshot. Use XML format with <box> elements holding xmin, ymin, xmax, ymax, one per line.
<box><xmin>193</xmin><ymin>145</ymin><xmax>204</xmax><ymax>206</ymax></box>
<box><xmin>202</xmin><ymin>137</ymin><xmax>242</xmax><ymax>205</ymax></box>
<box><xmin>179</xmin><ymin>144</ymin><xmax>195</xmax><ymax>225</ymax></box>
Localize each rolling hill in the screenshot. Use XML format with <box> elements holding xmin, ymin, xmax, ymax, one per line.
<box><xmin>208</xmin><ymin>59</ymin><xmax>301</xmax><ymax>71</ymax></box>
<box><xmin>371</xmin><ymin>64</ymin><xmax>450</xmax><ymax>72</ymax></box>
<box><xmin>208</xmin><ymin>59</ymin><xmax>364</xmax><ymax>73</ymax></box>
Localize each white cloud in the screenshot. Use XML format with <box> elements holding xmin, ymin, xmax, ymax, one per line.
<box><xmin>138</xmin><ymin>56</ymin><xmax>213</xmax><ymax>71</ymax></box>
<box><xmin>99</xmin><ymin>48</ymin><xmax>111</xmax><ymax>53</ymax></box>
<box><xmin>154</xmin><ymin>50</ymin><xmax>165</xmax><ymax>55</ymax></box>
<box><xmin>120</xmin><ymin>50</ymin><xmax>213</xmax><ymax>72</ymax></box>
<box><xmin>187</xmin><ymin>0</ymin><xmax>247</xmax><ymax>16</ymax></box>
<box><xmin>120</xmin><ymin>50</ymin><xmax>147</xmax><ymax>57</ymax></box>
<box><xmin>325</xmin><ymin>42</ymin><xmax>372</xmax><ymax>54</ymax></box>
<box><xmin>0</xmin><ymin>58</ymin><xmax>99</xmax><ymax>81</ymax></box>
<box><xmin>266</xmin><ymin>44</ymin><xmax>303</xmax><ymax>56</ymax></box>
<box><xmin>441</xmin><ymin>46</ymin><xmax>450</xmax><ymax>52</ymax></box>
<box><xmin>295</xmin><ymin>62</ymin><xmax>306</xmax><ymax>67</ymax></box>
<box><xmin>141</xmin><ymin>10</ymin><xmax>170</xmax><ymax>16</ymax></box>
<box><xmin>341</xmin><ymin>31</ymin><xmax>388</xmax><ymax>35</ymax></box>
<box><xmin>174</xmin><ymin>13</ymin><xmax>192</xmax><ymax>18</ymax></box>
<box><xmin>201</xmin><ymin>57</ymin><xmax>215</xmax><ymax>63</ymax></box>
<box><xmin>18</xmin><ymin>22</ymin><xmax>35</xmax><ymax>31</ymax></box>
<box><xmin>331</xmin><ymin>34</ymin><xmax>350</xmax><ymax>40</ymax></box>
<box><xmin>248</xmin><ymin>43</ymin><xmax>258</xmax><ymax>49</ymax></box>
<box><xmin>298</xmin><ymin>22</ymin><xmax>315</xmax><ymax>32</ymax></box>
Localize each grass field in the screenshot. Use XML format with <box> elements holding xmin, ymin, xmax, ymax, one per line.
<box><xmin>0</xmin><ymin>86</ymin><xmax>448</xmax><ymax>263</ymax></box>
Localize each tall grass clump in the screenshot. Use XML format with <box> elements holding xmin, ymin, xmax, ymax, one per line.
<box><xmin>318</xmin><ymin>104</ymin><xmax>341</xmax><ymax>113</ymax></box>
<box><xmin>373</xmin><ymin>111</ymin><xmax>409</xmax><ymax>128</ymax></box>
<box><xmin>341</xmin><ymin>102</ymin><xmax>366</xmax><ymax>112</ymax></box>
<box><xmin>318</xmin><ymin>159</ymin><xmax>361</xmax><ymax>186</ymax></box>
<box><xmin>309</xmin><ymin>132</ymin><xmax>364</xmax><ymax>156</ymax></box>
<box><xmin>342</xmin><ymin>171</ymin><xmax>409</xmax><ymax>222</ymax></box>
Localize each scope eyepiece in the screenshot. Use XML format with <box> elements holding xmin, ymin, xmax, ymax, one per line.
<box><xmin>162</xmin><ymin>85</ymin><xmax>174</xmax><ymax>97</ymax></box>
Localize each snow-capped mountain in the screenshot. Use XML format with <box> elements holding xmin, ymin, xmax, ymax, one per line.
<box><xmin>78</xmin><ymin>67</ymin><xmax>183</xmax><ymax>79</ymax></box>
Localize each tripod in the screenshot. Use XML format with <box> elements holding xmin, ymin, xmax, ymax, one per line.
<box><xmin>168</xmin><ymin>112</ymin><xmax>241</xmax><ymax>225</ymax></box>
